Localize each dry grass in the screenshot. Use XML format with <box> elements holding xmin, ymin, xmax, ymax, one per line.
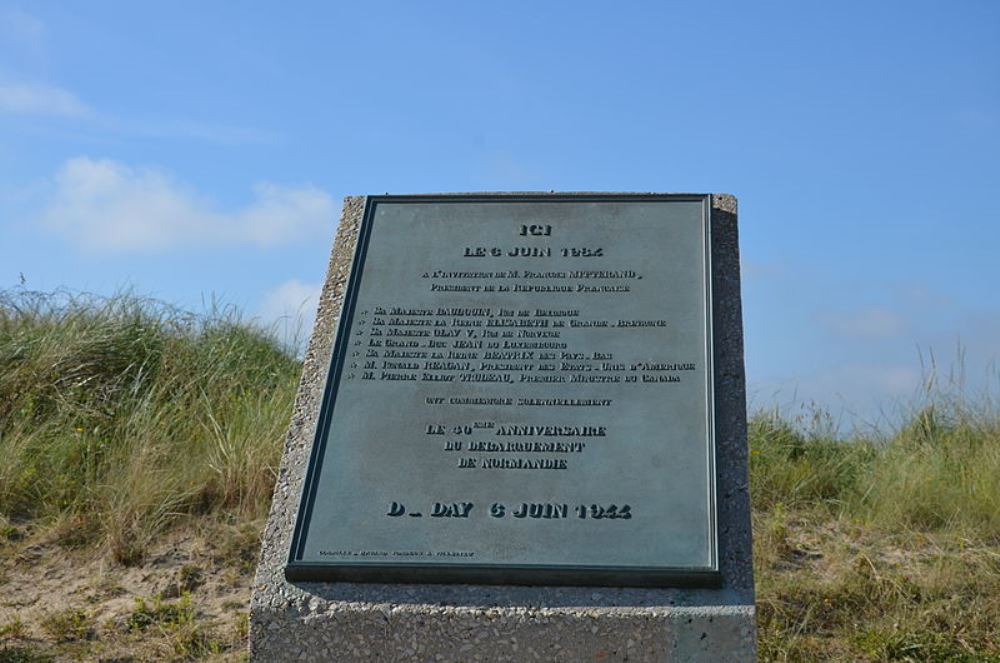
<box><xmin>751</xmin><ymin>389</ymin><xmax>1000</xmax><ymax>661</ymax></box>
<box><xmin>2</xmin><ymin>289</ymin><xmax>999</xmax><ymax>661</ymax></box>
<box><xmin>0</xmin><ymin>289</ymin><xmax>299</xmax><ymax>566</ymax></box>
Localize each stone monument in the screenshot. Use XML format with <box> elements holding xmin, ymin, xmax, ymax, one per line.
<box><xmin>250</xmin><ymin>193</ymin><xmax>756</xmax><ymax>661</ymax></box>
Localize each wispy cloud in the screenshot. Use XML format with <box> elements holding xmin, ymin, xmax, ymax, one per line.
<box><xmin>0</xmin><ymin>7</ymin><xmax>273</xmax><ymax>145</ymax></box>
<box><xmin>0</xmin><ymin>82</ymin><xmax>90</xmax><ymax>118</ymax></box>
<box><xmin>475</xmin><ymin>152</ymin><xmax>547</xmax><ymax>189</ymax></box>
<box><xmin>897</xmin><ymin>284</ymin><xmax>954</xmax><ymax>309</ymax></box>
<box><xmin>114</xmin><ymin>117</ymin><xmax>280</xmax><ymax>146</ymax></box>
<box><xmin>955</xmin><ymin>108</ymin><xmax>998</xmax><ymax>132</ymax></box>
<box><xmin>0</xmin><ymin>7</ymin><xmax>45</xmax><ymax>57</ymax></box>
<box><xmin>821</xmin><ymin>306</ymin><xmax>907</xmax><ymax>339</ymax></box>
<box><xmin>259</xmin><ymin>279</ymin><xmax>323</xmax><ymax>351</ymax></box>
<box><xmin>41</xmin><ymin>157</ymin><xmax>335</xmax><ymax>252</ymax></box>
<box><xmin>0</xmin><ymin>78</ymin><xmax>275</xmax><ymax>144</ymax></box>
<box><xmin>749</xmin><ymin>362</ymin><xmax>923</xmax><ymax>431</ymax></box>
<box><xmin>741</xmin><ymin>259</ymin><xmax>786</xmax><ymax>282</ymax></box>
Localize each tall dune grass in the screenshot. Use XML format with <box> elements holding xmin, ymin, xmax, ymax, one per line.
<box><xmin>750</xmin><ymin>382</ymin><xmax>1000</xmax><ymax>660</ymax></box>
<box><xmin>3</xmin><ymin>288</ymin><xmax>999</xmax><ymax>659</ymax></box>
<box><xmin>3</xmin><ymin>289</ymin><xmax>998</xmax><ymax>556</ymax></box>
<box><xmin>749</xmin><ymin>391</ymin><xmax>1000</xmax><ymax>540</ymax></box>
<box><xmin>0</xmin><ymin>290</ymin><xmax>300</xmax><ymax>563</ymax></box>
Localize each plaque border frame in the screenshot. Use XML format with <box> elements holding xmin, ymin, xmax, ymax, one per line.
<box><xmin>285</xmin><ymin>193</ymin><xmax>720</xmax><ymax>588</ymax></box>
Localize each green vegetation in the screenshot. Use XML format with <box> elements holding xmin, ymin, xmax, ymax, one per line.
<box><xmin>1</xmin><ymin>289</ymin><xmax>998</xmax><ymax>661</ymax></box>
<box><xmin>127</xmin><ymin>594</ymin><xmax>195</xmax><ymax>632</ymax></box>
<box><xmin>0</xmin><ymin>646</ymin><xmax>53</xmax><ymax>663</ymax></box>
<box><xmin>38</xmin><ymin>608</ymin><xmax>93</xmax><ymax>643</ymax></box>
<box><xmin>0</xmin><ymin>619</ymin><xmax>26</xmax><ymax>640</ymax></box>
<box><xmin>751</xmin><ymin>400</ymin><xmax>1000</xmax><ymax>661</ymax></box>
<box><xmin>127</xmin><ymin>593</ymin><xmax>226</xmax><ymax>659</ymax></box>
<box><xmin>0</xmin><ymin>289</ymin><xmax>300</xmax><ymax>565</ymax></box>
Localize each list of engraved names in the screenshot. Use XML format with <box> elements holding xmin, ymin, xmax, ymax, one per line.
<box><xmin>297</xmin><ymin>199</ymin><xmax>715</xmax><ymax>571</ymax></box>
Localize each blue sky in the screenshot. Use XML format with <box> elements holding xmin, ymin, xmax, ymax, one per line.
<box><xmin>2</xmin><ymin>1</ymin><xmax>998</xmax><ymax>429</ymax></box>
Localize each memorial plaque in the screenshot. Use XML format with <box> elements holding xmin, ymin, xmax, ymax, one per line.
<box><xmin>286</xmin><ymin>194</ymin><xmax>720</xmax><ymax>587</ymax></box>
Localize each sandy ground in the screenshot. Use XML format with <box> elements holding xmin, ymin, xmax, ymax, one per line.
<box><xmin>1</xmin><ymin>524</ymin><xmax>254</xmax><ymax>662</ymax></box>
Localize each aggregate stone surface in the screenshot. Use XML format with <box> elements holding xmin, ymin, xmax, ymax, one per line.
<box><xmin>249</xmin><ymin>193</ymin><xmax>756</xmax><ymax>662</ymax></box>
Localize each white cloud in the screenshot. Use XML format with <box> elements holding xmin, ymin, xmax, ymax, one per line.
<box><xmin>955</xmin><ymin>107</ymin><xmax>998</xmax><ymax>132</ymax></box>
<box><xmin>259</xmin><ymin>279</ymin><xmax>323</xmax><ymax>351</ymax></box>
<box><xmin>749</xmin><ymin>362</ymin><xmax>924</xmax><ymax>432</ymax></box>
<box><xmin>0</xmin><ymin>82</ymin><xmax>90</xmax><ymax>117</ymax></box>
<box><xmin>0</xmin><ymin>6</ymin><xmax>271</xmax><ymax>145</ymax></box>
<box><xmin>476</xmin><ymin>152</ymin><xmax>546</xmax><ymax>189</ymax></box>
<box><xmin>898</xmin><ymin>284</ymin><xmax>954</xmax><ymax>309</ymax></box>
<box><xmin>0</xmin><ymin>78</ymin><xmax>274</xmax><ymax>144</ymax></box>
<box><xmin>2</xmin><ymin>84</ymin><xmax>278</xmax><ymax>143</ymax></box>
<box><xmin>741</xmin><ymin>259</ymin><xmax>785</xmax><ymax>282</ymax></box>
<box><xmin>119</xmin><ymin>118</ymin><xmax>280</xmax><ymax>146</ymax></box>
<box><xmin>0</xmin><ymin>7</ymin><xmax>45</xmax><ymax>56</ymax></box>
<box><xmin>41</xmin><ymin>157</ymin><xmax>335</xmax><ymax>252</ymax></box>
<box><xmin>822</xmin><ymin>306</ymin><xmax>906</xmax><ymax>339</ymax></box>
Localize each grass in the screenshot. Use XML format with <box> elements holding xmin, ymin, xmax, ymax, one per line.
<box><xmin>1</xmin><ymin>288</ymin><xmax>999</xmax><ymax>661</ymax></box>
<box><xmin>0</xmin><ymin>646</ymin><xmax>53</xmax><ymax>663</ymax></box>
<box><xmin>126</xmin><ymin>593</ymin><xmax>228</xmax><ymax>658</ymax></box>
<box><xmin>0</xmin><ymin>289</ymin><xmax>300</xmax><ymax>565</ymax></box>
<box><xmin>38</xmin><ymin>608</ymin><xmax>93</xmax><ymax>643</ymax></box>
<box><xmin>750</xmin><ymin>394</ymin><xmax>1000</xmax><ymax>661</ymax></box>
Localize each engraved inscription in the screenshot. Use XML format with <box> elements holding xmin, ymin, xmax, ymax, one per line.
<box><xmin>291</xmin><ymin>197</ymin><xmax>717</xmax><ymax>578</ymax></box>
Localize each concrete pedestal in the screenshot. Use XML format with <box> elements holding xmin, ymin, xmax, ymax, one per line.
<box><xmin>249</xmin><ymin>194</ymin><xmax>756</xmax><ymax>662</ymax></box>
